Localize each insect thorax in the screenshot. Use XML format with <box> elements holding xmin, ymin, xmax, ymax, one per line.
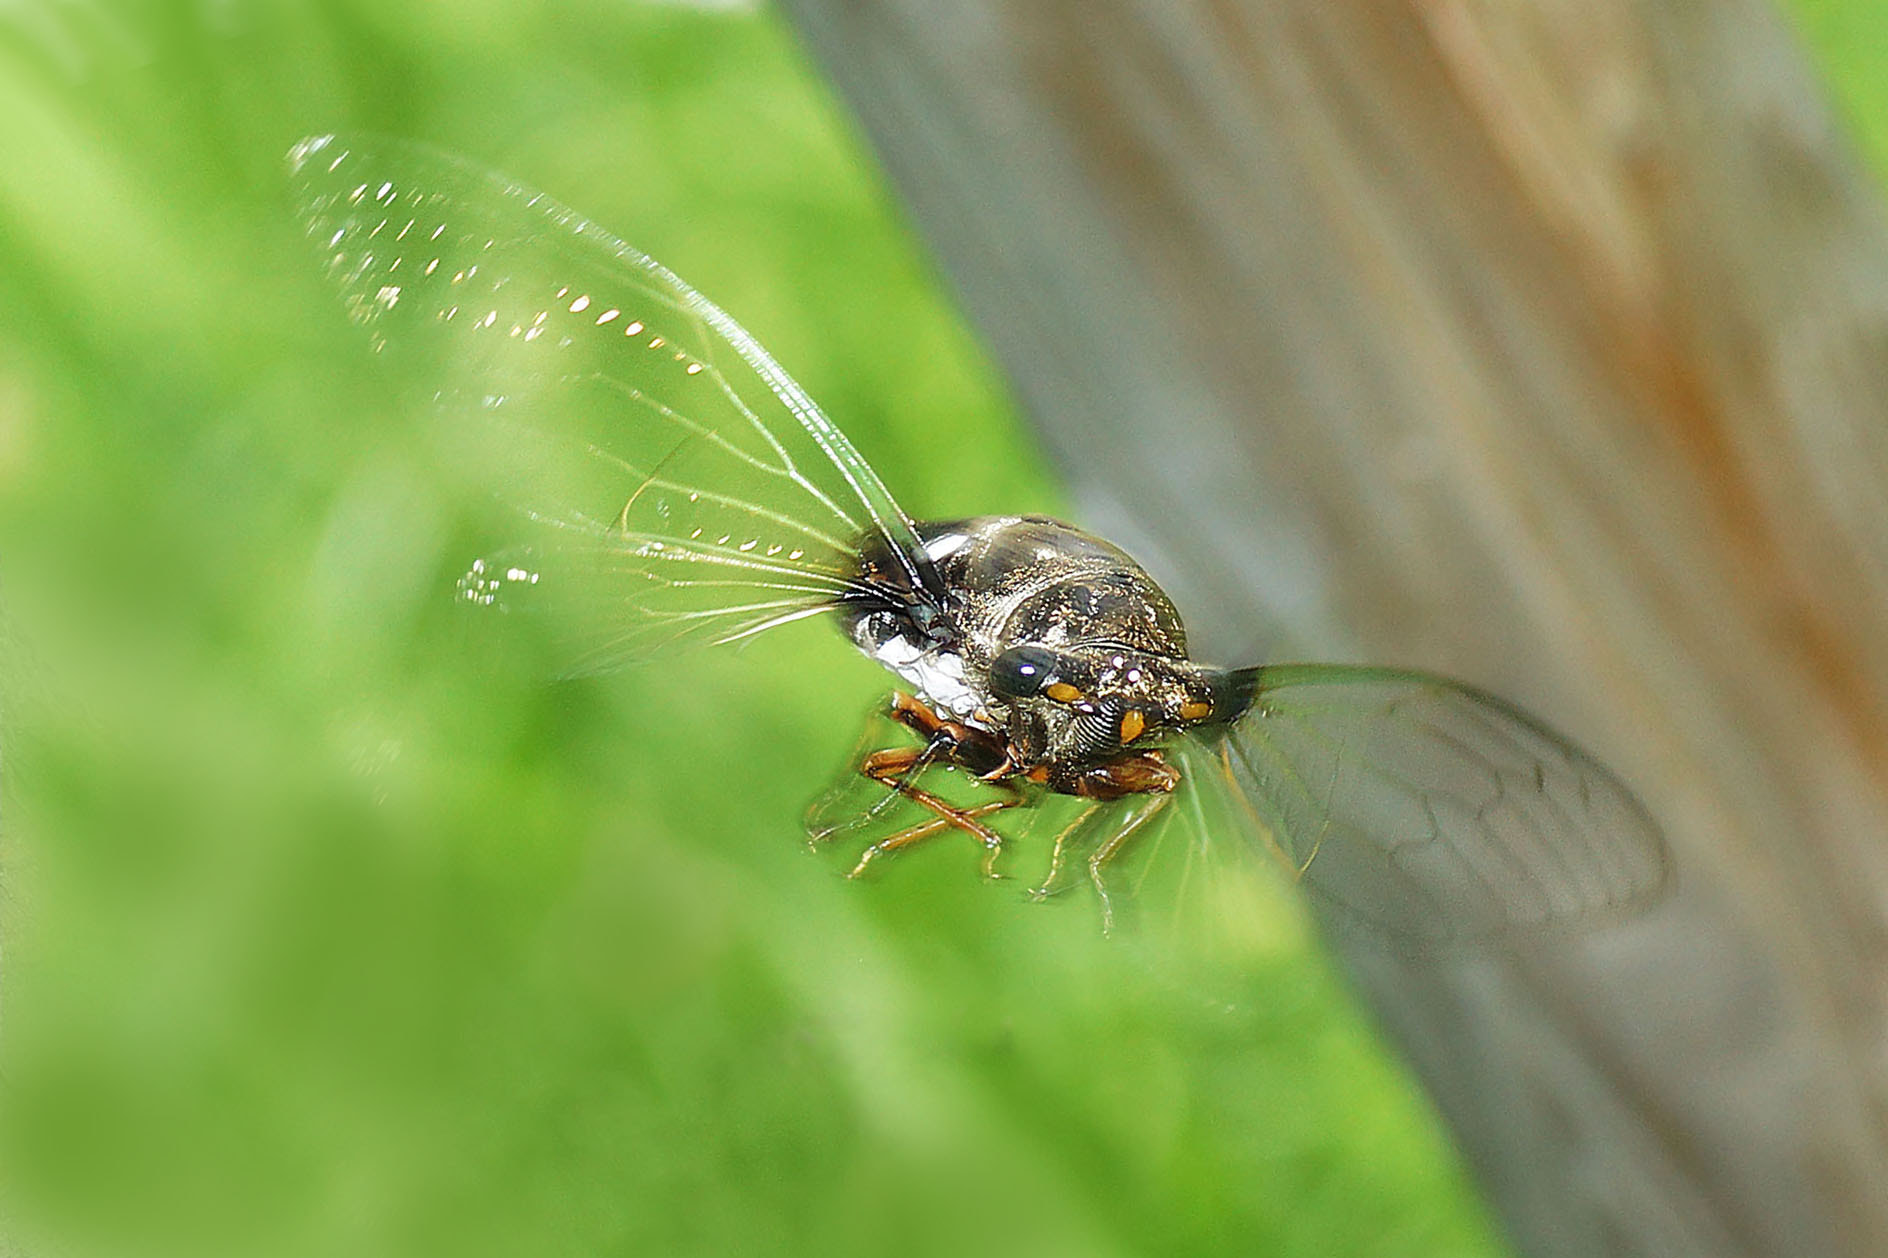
<box><xmin>838</xmin><ymin>515</ymin><xmax>1195</xmax><ymax>729</ymax></box>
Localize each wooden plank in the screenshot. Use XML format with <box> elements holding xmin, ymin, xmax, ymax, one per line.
<box><xmin>777</xmin><ymin>2</ymin><xmax>1888</xmax><ymax>1254</ymax></box>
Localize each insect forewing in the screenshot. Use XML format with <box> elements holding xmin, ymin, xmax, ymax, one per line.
<box><xmin>288</xmin><ymin>133</ymin><xmax>942</xmax><ymax>672</ymax></box>
<box><xmin>1210</xmin><ymin>666</ymin><xmax>1672</xmax><ymax>944</ymax></box>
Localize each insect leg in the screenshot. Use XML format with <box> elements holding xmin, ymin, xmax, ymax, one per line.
<box><xmin>808</xmin><ymin>692</ymin><xmax>1025</xmax><ymax>874</ymax></box>
<box><xmin>858</xmin><ymin>752</ymin><xmax>1021</xmax><ymax>877</ymax></box>
<box><xmin>1027</xmin><ymin>804</ymin><xmax>1101</xmax><ymax>903</ymax></box>
<box><xmin>854</xmin><ymin>741</ymin><xmax>947</xmax><ymax>825</ymax></box>
<box><xmin>1086</xmin><ymin>793</ymin><xmax>1174</xmax><ymax>934</ymax></box>
<box><xmin>805</xmin><ymin>697</ymin><xmax>997</xmax><ymax>843</ymax></box>
<box><xmin>886</xmin><ymin>691</ymin><xmax>1012</xmax><ymax>777</ymax></box>
<box><xmin>805</xmin><ymin>740</ymin><xmax>938</xmax><ymax>845</ymax></box>
<box><xmin>848</xmin><ymin>796</ymin><xmax>1023</xmax><ymax>879</ymax></box>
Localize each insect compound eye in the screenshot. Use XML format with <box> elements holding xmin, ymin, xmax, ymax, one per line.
<box><xmin>987</xmin><ymin>644</ymin><xmax>1067</xmax><ymax>701</ymax></box>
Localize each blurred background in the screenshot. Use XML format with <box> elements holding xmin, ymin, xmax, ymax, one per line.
<box><xmin>0</xmin><ymin>2</ymin><xmax>1884</xmax><ymax>1257</ymax></box>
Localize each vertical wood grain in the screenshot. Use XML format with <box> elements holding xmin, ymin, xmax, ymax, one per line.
<box><xmin>777</xmin><ymin>1</ymin><xmax>1888</xmax><ymax>1253</ymax></box>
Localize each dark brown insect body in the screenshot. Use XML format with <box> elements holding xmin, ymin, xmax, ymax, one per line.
<box><xmin>840</xmin><ymin>515</ymin><xmax>1253</xmax><ymax>799</ymax></box>
<box><xmin>819</xmin><ymin>515</ymin><xmax>1265</xmax><ymax>897</ymax></box>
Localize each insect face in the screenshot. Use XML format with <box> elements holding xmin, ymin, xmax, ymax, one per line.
<box><xmin>987</xmin><ymin>642</ymin><xmax>1250</xmax><ymax>767</ymax></box>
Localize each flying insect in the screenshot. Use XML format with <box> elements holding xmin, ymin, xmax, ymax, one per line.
<box><xmin>290</xmin><ymin>133</ymin><xmax>1671</xmax><ymax>943</ymax></box>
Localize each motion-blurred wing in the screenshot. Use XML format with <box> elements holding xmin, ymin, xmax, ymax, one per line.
<box><xmin>1210</xmin><ymin>666</ymin><xmax>1671</xmax><ymax>943</ymax></box>
<box><xmin>288</xmin><ymin>133</ymin><xmax>943</xmax><ymax>672</ymax></box>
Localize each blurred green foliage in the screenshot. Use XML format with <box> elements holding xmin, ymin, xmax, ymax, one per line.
<box><xmin>0</xmin><ymin>4</ymin><xmax>1618</xmax><ymax>1257</ymax></box>
<box><xmin>1794</xmin><ymin>0</ymin><xmax>1888</xmax><ymax>174</ymax></box>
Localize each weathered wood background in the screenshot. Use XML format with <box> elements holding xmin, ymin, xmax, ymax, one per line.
<box><xmin>778</xmin><ymin>2</ymin><xmax>1888</xmax><ymax>1255</ymax></box>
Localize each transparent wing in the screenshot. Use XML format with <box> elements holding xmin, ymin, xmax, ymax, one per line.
<box><xmin>288</xmin><ymin>133</ymin><xmax>943</xmax><ymax>672</ymax></box>
<box><xmin>1207</xmin><ymin>665</ymin><xmax>1672</xmax><ymax>944</ymax></box>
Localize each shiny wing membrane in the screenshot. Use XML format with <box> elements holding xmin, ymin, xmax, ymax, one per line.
<box><xmin>1209</xmin><ymin>666</ymin><xmax>1671</xmax><ymax>944</ymax></box>
<box><xmin>288</xmin><ymin>133</ymin><xmax>942</xmax><ymax>673</ymax></box>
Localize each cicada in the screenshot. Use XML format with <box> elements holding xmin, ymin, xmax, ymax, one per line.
<box><xmin>290</xmin><ymin>134</ymin><xmax>1671</xmax><ymax>945</ymax></box>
